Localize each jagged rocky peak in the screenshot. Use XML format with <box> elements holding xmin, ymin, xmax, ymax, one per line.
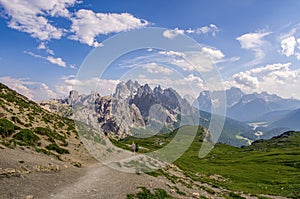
<box><xmin>125</xmin><ymin>79</ymin><xmax>140</xmax><ymax>92</ymax></box>
<box><xmin>67</xmin><ymin>90</ymin><xmax>79</xmax><ymax>104</ymax></box>
<box><xmin>113</xmin><ymin>80</ymin><xmax>140</xmax><ymax>99</ymax></box>
<box><xmin>153</xmin><ymin>85</ymin><xmax>163</xmax><ymax>94</ymax></box>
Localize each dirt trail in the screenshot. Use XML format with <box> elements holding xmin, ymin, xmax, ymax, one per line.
<box><xmin>46</xmin><ymin>163</ymin><xmax>169</xmax><ymax>199</ymax></box>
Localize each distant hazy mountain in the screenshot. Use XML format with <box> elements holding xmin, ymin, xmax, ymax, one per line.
<box><xmin>268</xmin><ymin>108</ymin><xmax>300</xmax><ymax>131</ymax></box>
<box><xmin>195</xmin><ymin>87</ymin><xmax>300</xmax><ymax>122</ymax></box>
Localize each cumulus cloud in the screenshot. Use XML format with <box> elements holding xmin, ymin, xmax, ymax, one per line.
<box><xmin>0</xmin><ymin>1</ymin><xmax>149</xmax><ymax>48</ymax></box>
<box><xmin>69</xmin><ymin>9</ymin><xmax>149</xmax><ymax>46</ymax></box>
<box><xmin>142</xmin><ymin>63</ymin><xmax>173</xmax><ymax>75</ymax></box>
<box><xmin>233</xmin><ymin>72</ymin><xmax>259</xmax><ymax>89</ymax></box>
<box><xmin>25</xmin><ymin>51</ymin><xmax>67</xmax><ymax>67</ymax></box>
<box><xmin>162</xmin><ymin>28</ymin><xmax>185</xmax><ymax>39</ymax></box>
<box><xmin>0</xmin><ymin>0</ymin><xmax>77</xmax><ymax>40</ymax></box>
<box><xmin>201</xmin><ymin>47</ymin><xmax>225</xmax><ymax>60</ymax></box>
<box><xmin>230</xmin><ymin>63</ymin><xmax>300</xmax><ymax>98</ymax></box>
<box><xmin>236</xmin><ymin>31</ymin><xmax>271</xmax><ymax>66</ymax></box>
<box><xmin>62</xmin><ymin>76</ymin><xmax>120</xmax><ymax>96</ymax></box>
<box><xmin>0</xmin><ymin>76</ymin><xmax>56</xmax><ymax>100</ymax></box>
<box><xmin>281</xmin><ymin>36</ymin><xmax>297</xmax><ymax>57</ymax></box>
<box><xmin>184</xmin><ymin>73</ymin><xmax>204</xmax><ymax>89</ymax></box>
<box><xmin>46</xmin><ymin>56</ymin><xmax>66</xmax><ymax>67</ymax></box>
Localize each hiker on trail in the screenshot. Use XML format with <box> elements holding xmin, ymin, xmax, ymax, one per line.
<box><xmin>131</xmin><ymin>141</ymin><xmax>136</xmax><ymax>155</ymax></box>
<box><xmin>135</xmin><ymin>143</ymin><xmax>139</xmax><ymax>153</ymax></box>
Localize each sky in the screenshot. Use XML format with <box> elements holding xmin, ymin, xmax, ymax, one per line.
<box><xmin>1</xmin><ymin>0</ymin><xmax>300</xmax><ymax>101</ymax></box>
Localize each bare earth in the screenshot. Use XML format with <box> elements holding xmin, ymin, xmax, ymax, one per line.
<box><xmin>0</xmin><ymin>146</ymin><xmax>289</xmax><ymax>199</ymax></box>
<box><xmin>0</xmin><ymin>146</ymin><xmax>176</xmax><ymax>199</ymax></box>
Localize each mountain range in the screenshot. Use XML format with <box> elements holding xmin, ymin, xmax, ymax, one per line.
<box><xmin>194</xmin><ymin>87</ymin><xmax>300</xmax><ymax>133</ymax></box>
<box><xmin>37</xmin><ymin>80</ymin><xmax>300</xmax><ymax>147</ymax></box>
<box><xmin>39</xmin><ymin>80</ymin><xmax>256</xmax><ymax>146</ymax></box>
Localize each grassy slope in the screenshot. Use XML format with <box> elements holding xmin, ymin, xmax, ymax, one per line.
<box><xmin>0</xmin><ymin>83</ymin><xmax>83</xmax><ymax>162</ymax></box>
<box><xmin>115</xmin><ymin>126</ymin><xmax>300</xmax><ymax>198</ymax></box>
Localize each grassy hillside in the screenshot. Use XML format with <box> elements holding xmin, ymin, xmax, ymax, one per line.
<box><xmin>115</xmin><ymin>126</ymin><xmax>300</xmax><ymax>198</ymax></box>
<box><xmin>0</xmin><ymin>83</ymin><xmax>86</xmax><ymax>164</ymax></box>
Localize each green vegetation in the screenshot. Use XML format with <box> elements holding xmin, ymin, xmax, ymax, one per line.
<box><xmin>0</xmin><ymin>82</ymin><xmax>79</xmax><ymax>159</ymax></box>
<box><xmin>113</xmin><ymin>127</ymin><xmax>300</xmax><ymax>198</ymax></box>
<box><xmin>0</xmin><ymin>118</ymin><xmax>16</xmax><ymax>137</ymax></box>
<box><xmin>34</xmin><ymin>127</ymin><xmax>67</xmax><ymax>144</ymax></box>
<box><xmin>46</xmin><ymin>143</ymin><xmax>69</xmax><ymax>154</ymax></box>
<box><xmin>126</xmin><ymin>187</ymin><xmax>173</xmax><ymax>199</ymax></box>
<box><xmin>13</xmin><ymin>129</ymin><xmax>40</xmax><ymax>146</ymax></box>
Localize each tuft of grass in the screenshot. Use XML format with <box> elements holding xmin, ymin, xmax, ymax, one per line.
<box><xmin>13</xmin><ymin>129</ymin><xmax>39</xmax><ymax>146</ymax></box>
<box><xmin>46</xmin><ymin>143</ymin><xmax>69</xmax><ymax>154</ymax></box>
<box><xmin>0</xmin><ymin>118</ymin><xmax>16</xmax><ymax>137</ymax></box>
<box><xmin>128</xmin><ymin>186</ymin><xmax>173</xmax><ymax>199</ymax></box>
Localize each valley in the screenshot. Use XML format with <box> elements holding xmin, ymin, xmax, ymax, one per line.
<box><xmin>1</xmin><ymin>82</ymin><xmax>299</xmax><ymax>198</ymax></box>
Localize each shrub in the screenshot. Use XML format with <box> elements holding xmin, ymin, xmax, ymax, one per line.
<box><xmin>11</xmin><ymin>116</ymin><xmax>24</xmax><ymax>125</ymax></box>
<box><xmin>46</xmin><ymin>143</ymin><xmax>69</xmax><ymax>154</ymax></box>
<box><xmin>0</xmin><ymin>118</ymin><xmax>15</xmax><ymax>137</ymax></box>
<box><xmin>13</xmin><ymin>129</ymin><xmax>39</xmax><ymax>146</ymax></box>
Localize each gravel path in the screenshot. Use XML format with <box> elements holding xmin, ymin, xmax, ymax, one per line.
<box><xmin>47</xmin><ymin>163</ymin><xmax>169</xmax><ymax>199</ymax></box>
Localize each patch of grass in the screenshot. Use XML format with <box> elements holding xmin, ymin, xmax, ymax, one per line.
<box><xmin>174</xmin><ymin>130</ymin><xmax>300</xmax><ymax>198</ymax></box>
<box><xmin>46</xmin><ymin>143</ymin><xmax>69</xmax><ymax>154</ymax></box>
<box><xmin>227</xmin><ymin>192</ymin><xmax>246</xmax><ymax>199</ymax></box>
<box><xmin>34</xmin><ymin>127</ymin><xmax>67</xmax><ymax>145</ymax></box>
<box><xmin>126</xmin><ymin>194</ymin><xmax>135</xmax><ymax>199</ymax></box>
<box><xmin>11</xmin><ymin>116</ymin><xmax>24</xmax><ymax>125</ymax></box>
<box><xmin>13</xmin><ymin>129</ymin><xmax>39</xmax><ymax>146</ymax></box>
<box><xmin>128</xmin><ymin>187</ymin><xmax>173</xmax><ymax>199</ymax></box>
<box><xmin>0</xmin><ymin>118</ymin><xmax>16</xmax><ymax>137</ymax></box>
<box><xmin>112</xmin><ymin>127</ymin><xmax>300</xmax><ymax>198</ymax></box>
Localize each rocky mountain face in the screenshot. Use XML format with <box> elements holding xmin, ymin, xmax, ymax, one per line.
<box><xmin>52</xmin><ymin>80</ymin><xmax>194</xmax><ymax>137</ymax></box>
<box><xmin>195</xmin><ymin>87</ymin><xmax>300</xmax><ymax>122</ymax></box>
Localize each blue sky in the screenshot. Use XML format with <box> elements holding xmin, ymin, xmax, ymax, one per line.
<box><xmin>1</xmin><ymin>0</ymin><xmax>300</xmax><ymax>100</ymax></box>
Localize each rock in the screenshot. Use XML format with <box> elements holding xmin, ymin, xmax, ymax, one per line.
<box><xmin>25</xmin><ymin>195</ymin><xmax>34</xmax><ymax>199</ymax></box>
<box><xmin>192</xmin><ymin>192</ymin><xmax>200</xmax><ymax>198</ymax></box>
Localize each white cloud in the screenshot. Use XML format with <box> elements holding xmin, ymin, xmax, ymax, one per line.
<box><xmin>69</xmin><ymin>9</ymin><xmax>149</xmax><ymax>47</ymax></box>
<box><xmin>236</xmin><ymin>31</ymin><xmax>271</xmax><ymax>66</ymax></box>
<box><xmin>201</xmin><ymin>47</ymin><xmax>225</xmax><ymax>60</ymax></box>
<box><xmin>237</xmin><ymin>32</ymin><xmax>271</xmax><ymax>49</ymax></box>
<box><xmin>233</xmin><ymin>72</ymin><xmax>259</xmax><ymax>89</ymax></box>
<box><xmin>62</xmin><ymin>76</ymin><xmax>120</xmax><ymax>96</ymax></box>
<box><xmin>184</xmin><ymin>74</ymin><xmax>204</xmax><ymax>89</ymax></box>
<box><xmin>0</xmin><ymin>0</ymin><xmax>77</xmax><ymax>40</ymax></box>
<box><xmin>25</xmin><ymin>51</ymin><xmax>67</xmax><ymax>67</ymax></box>
<box><xmin>32</xmin><ymin>83</ymin><xmax>57</xmax><ymax>101</ymax></box>
<box><xmin>0</xmin><ymin>76</ymin><xmax>57</xmax><ymax>100</ymax></box>
<box><xmin>162</xmin><ymin>28</ymin><xmax>185</xmax><ymax>39</ymax></box>
<box><xmin>163</xmin><ymin>24</ymin><xmax>219</xmax><ymax>39</ymax></box>
<box><xmin>46</xmin><ymin>56</ymin><xmax>66</xmax><ymax>67</ymax></box>
<box><xmin>281</xmin><ymin>36</ymin><xmax>297</xmax><ymax>57</ymax></box>
<box><xmin>37</xmin><ymin>42</ymin><xmax>54</xmax><ymax>55</ymax></box>
<box><xmin>158</xmin><ymin>50</ymin><xmax>185</xmax><ymax>57</ymax></box>
<box><xmin>142</xmin><ymin>63</ymin><xmax>173</xmax><ymax>75</ymax></box>
<box><xmin>195</xmin><ymin>24</ymin><xmax>219</xmax><ymax>36</ymax></box>
<box><xmin>229</xmin><ymin>63</ymin><xmax>300</xmax><ymax>98</ymax></box>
